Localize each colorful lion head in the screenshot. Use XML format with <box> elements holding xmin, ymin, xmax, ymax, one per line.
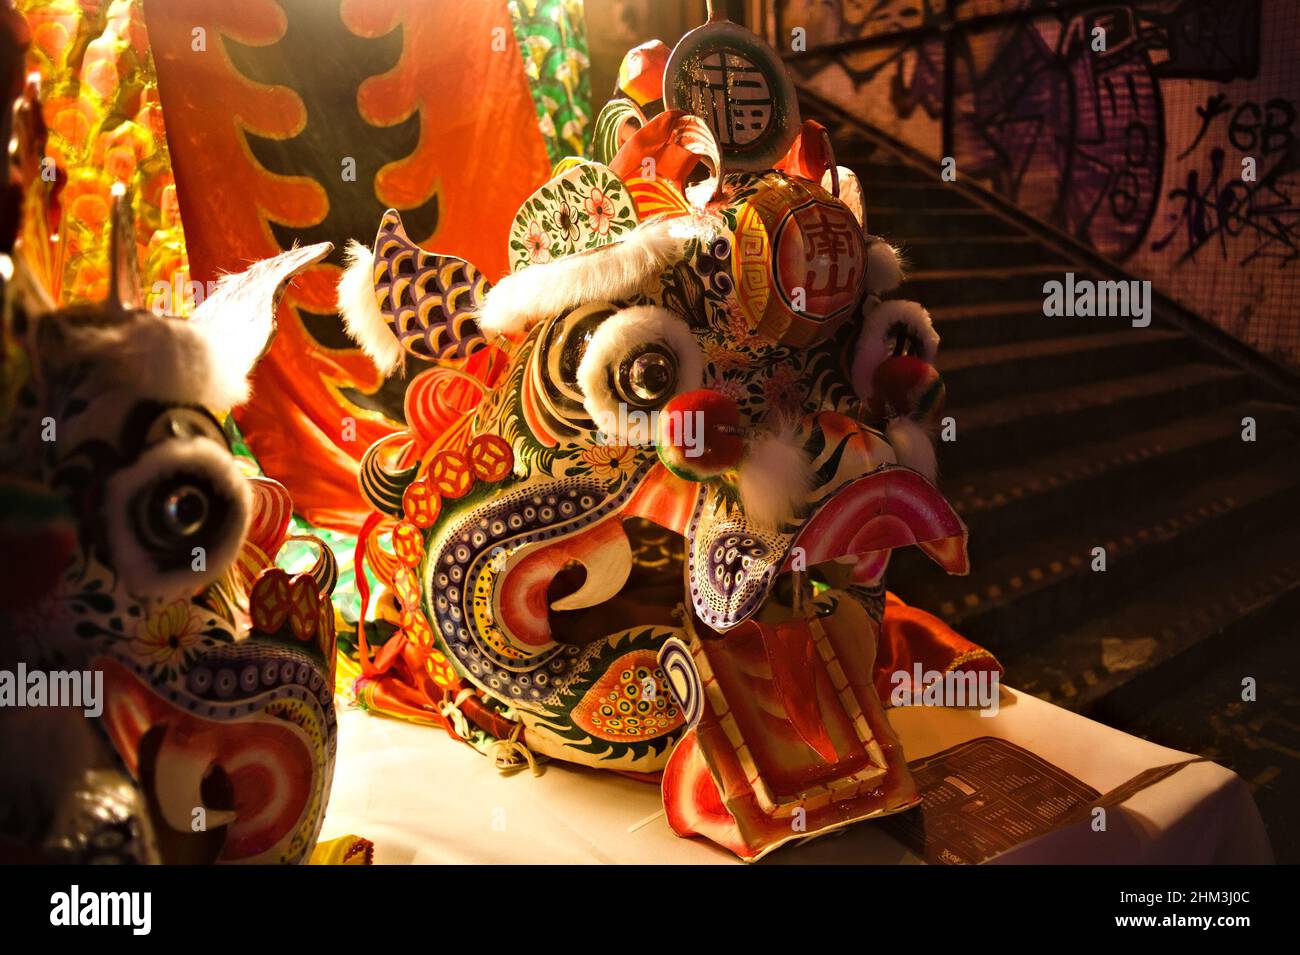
<box><xmin>0</xmin><ymin>71</ymin><xmax>340</xmax><ymax>862</ymax></box>
<box><xmin>337</xmin><ymin>19</ymin><xmax>967</xmax><ymax>860</ymax></box>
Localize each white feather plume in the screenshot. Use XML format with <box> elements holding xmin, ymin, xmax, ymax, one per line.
<box><xmin>865</xmin><ymin>239</ymin><xmax>904</xmax><ymax>295</ymax></box>
<box><xmin>337</xmin><ymin>240</ymin><xmax>404</xmax><ymax>376</ymax></box>
<box><xmin>850</xmin><ymin>299</ymin><xmax>940</xmax><ymax>403</ymax></box>
<box><xmin>886</xmin><ymin>416</ymin><xmax>938</xmax><ymax>483</ymax></box>
<box><xmin>738</xmin><ymin>422</ymin><xmax>816</xmax><ymax>532</ymax></box>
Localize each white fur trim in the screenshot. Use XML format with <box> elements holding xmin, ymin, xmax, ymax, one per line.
<box><xmin>886</xmin><ymin>416</ymin><xmax>938</xmax><ymax>483</ymax></box>
<box><xmin>865</xmin><ymin>239</ymin><xmax>904</xmax><ymax>295</ymax></box>
<box><xmin>478</xmin><ymin>219</ymin><xmax>687</xmax><ymax>339</ymax></box>
<box><xmin>337</xmin><ymin>240</ymin><xmax>404</xmax><ymax>376</ymax></box>
<box><xmin>738</xmin><ymin>422</ymin><xmax>816</xmax><ymax>531</ymax></box>
<box><xmin>575</xmin><ymin>305</ymin><xmax>703</xmax><ymax>439</ymax></box>
<box><xmin>103</xmin><ymin>438</ymin><xmax>252</xmax><ymax>601</ymax></box>
<box><xmin>59</xmin><ymin>313</ymin><xmax>251</xmax><ymax>411</ymax></box>
<box><xmin>851</xmin><ymin>299</ymin><xmax>940</xmax><ymax>403</ymax></box>
<box><xmin>823</xmin><ymin>165</ymin><xmax>865</xmax><ymax>228</ymax></box>
<box><xmin>187</xmin><ymin>241</ymin><xmax>332</xmax><ymax>409</ymax></box>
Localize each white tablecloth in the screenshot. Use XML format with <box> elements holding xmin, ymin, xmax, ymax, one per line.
<box><xmin>319</xmin><ymin>687</ymin><xmax>1272</xmax><ymax>864</ymax></box>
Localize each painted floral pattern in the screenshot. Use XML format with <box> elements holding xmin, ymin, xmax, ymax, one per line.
<box><xmin>761</xmin><ymin>363</ymin><xmax>807</xmax><ymax>419</ymax></box>
<box><xmin>571</xmin><ymin>444</ymin><xmax>639</xmax><ymax>483</ymax></box>
<box><xmin>525</xmin><ymin>219</ymin><xmax>551</xmax><ymax>264</ymax></box>
<box><xmin>553</xmin><ymin>199</ymin><xmax>580</xmax><ymax>241</ymax></box>
<box><xmin>130</xmin><ymin>600</ymin><xmax>207</xmax><ymax>670</ymax></box>
<box><xmin>507</xmin><ymin>163</ymin><xmax>637</xmax><ymax>272</ymax></box>
<box><xmin>583</xmin><ymin>186</ymin><xmax>614</xmax><ymax>235</ymax></box>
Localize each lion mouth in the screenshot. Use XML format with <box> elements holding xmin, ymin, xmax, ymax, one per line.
<box><xmin>545</xmin><ymin>517</ymin><xmax>686</xmax><ymax>645</ymax></box>
<box><xmin>99</xmin><ymin>653</ymin><xmax>327</xmax><ymax>863</ymax></box>
<box><xmin>509</xmin><ymin>463</ymin><xmax>968</xmax><ymax>650</ymax></box>
<box><xmin>544</xmin><ymin>530</ymin><xmax>855</xmax><ymax>645</ymax></box>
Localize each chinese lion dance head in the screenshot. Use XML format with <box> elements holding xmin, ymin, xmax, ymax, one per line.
<box><xmin>338</xmin><ymin>19</ymin><xmax>968</xmax><ymax>860</ymax></box>
<box><xmin>0</xmin><ymin>69</ymin><xmax>339</xmax><ymax>863</ymax></box>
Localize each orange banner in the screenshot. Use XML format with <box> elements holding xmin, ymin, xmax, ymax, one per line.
<box><xmin>144</xmin><ymin>0</ymin><xmax>551</xmax><ymax>530</ymax></box>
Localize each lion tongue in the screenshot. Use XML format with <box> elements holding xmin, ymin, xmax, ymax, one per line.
<box><xmin>755</xmin><ymin>617</ymin><xmax>839</xmax><ymax>764</ymax></box>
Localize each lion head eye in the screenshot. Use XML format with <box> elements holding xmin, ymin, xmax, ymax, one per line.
<box><xmin>134</xmin><ymin>475</ymin><xmax>219</xmax><ymax>551</ymax></box>
<box><xmin>619</xmin><ymin>346</ymin><xmax>678</xmax><ymax>407</ymax></box>
<box><xmin>576</xmin><ymin>305</ymin><xmax>704</xmax><ymax>439</ymax></box>
<box><xmin>103</xmin><ymin>405</ymin><xmax>250</xmax><ymax>599</ymax></box>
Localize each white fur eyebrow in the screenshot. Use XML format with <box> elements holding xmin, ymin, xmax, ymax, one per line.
<box><xmin>477</xmin><ymin>219</ymin><xmax>689</xmax><ymax>340</ymax></box>
<box><xmin>575</xmin><ymin>305</ymin><xmax>704</xmax><ymax>439</ymax></box>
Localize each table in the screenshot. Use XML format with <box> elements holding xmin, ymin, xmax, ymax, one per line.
<box><xmin>319</xmin><ymin>687</ymin><xmax>1272</xmax><ymax>864</ymax></box>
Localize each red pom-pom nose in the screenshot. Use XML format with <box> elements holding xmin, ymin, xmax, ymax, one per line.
<box><xmin>868</xmin><ymin>355</ymin><xmax>945</xmax><ymax>426</ymax></box>
<box><xmin>656</xmin><ymin>389</ymin><xmax>744</xmax><ymax>480</ymax></box>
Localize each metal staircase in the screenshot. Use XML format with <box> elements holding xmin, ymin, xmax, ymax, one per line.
<box><xmin>817</xmin><ymin>117</ymin><xmax>1300</xmax><ymax>862</ymax></box>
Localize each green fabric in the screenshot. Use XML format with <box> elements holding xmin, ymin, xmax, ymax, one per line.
<box><xmin>510</xmin><ymin>0</ymin><xmax>594</xmax><ymax>165</ymax></box>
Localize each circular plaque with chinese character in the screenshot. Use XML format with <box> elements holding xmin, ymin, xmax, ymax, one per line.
<box><xmin>730</xmin><ymin>173</ymin><xmax>867</xmax><ymax>346</ymax></box>
<box><xmin>664</xmin><ymin>19</ymin><xmax>800</xmax><ymax>172</ymax></box>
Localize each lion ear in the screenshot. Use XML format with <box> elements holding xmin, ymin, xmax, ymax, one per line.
<box><xmin>337</xmin><ymin>209</ymin><xmax>492</xmax><ymax>374</ymax></box>
<box><xmin>188</xmin><ymin>242</ymin><xmax>333</xmax><ymax>408</ymax></box>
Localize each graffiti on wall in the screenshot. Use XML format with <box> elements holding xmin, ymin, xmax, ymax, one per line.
<box><xmin>1154</xmin><ymin>92</ymin><xmax>1299</xmax><ymax>267</ymax></box>
<box><xmin>783</xmin><ymin>0</ymin><xmax>1300</xmax><ymax>370</ymax></box>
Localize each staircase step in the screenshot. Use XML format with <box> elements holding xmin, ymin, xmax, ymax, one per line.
<box><xmin>860</xmin><ymin>179</ymin><xmax>983</xmax><ymax>212</ymax></box>
<box><xmin>928</xmin><ymin>299</ymin><xmax>1124</xmax><ymax>348</ymax></box>
<box><xmin>1088</xmin><ymin>597</ymin><xmax>1300</xmax><ymax>864</ymax></box>
<box><xmin>939</xmin><ymin>328</ymin><xmax>1197</xmax><ymax>402</ymax></box>
<box><xmin>898</xmin><ymin>236</ymin><xmax>1064</xmax><ymax>272</ymax></box>
<box><xmin>939</xmin><ymin>363</ymin><xmax>1253</xmax><ymax>473</ymax></box>
<box><xmin>845</xmin><ymin>159</ymin><xmax>940</xmax><ymax>186</ymax></box>
<box><xmin>889</xmin><ymin>451</ymin><xmax>1300</xmax><ymax>650</ymax></box>
<box><xmin>1003</xmin><ymin>517</ymin><xmax>1300</xmax><ymax>721</ymax></box>
<box><xmin>950</xmin><ymin>400</ymin><xmax>1300</xmax><ymax>545</ymax></box>
<box><xmin>869</xmin><ymin>206</ymin><xmax>1025</xmax><ymax>239</ymax></box>
<box><xmin>897</xmin><ymin>264</ymin><xmax>1081</xmax><ymax>309</ymax></box>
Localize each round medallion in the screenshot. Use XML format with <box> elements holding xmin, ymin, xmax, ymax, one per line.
<box><xmin>728</xmin><ymin>173</ymin><xmax>867</xmax><ymax>345</ymax></box>
<box><xmin>664</xmin><ymin>19</ymin><xmax>799</xmax><ymax>171</ymax></box>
